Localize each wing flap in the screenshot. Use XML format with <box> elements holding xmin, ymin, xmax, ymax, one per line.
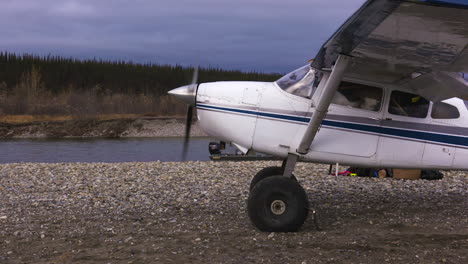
<box><xmin>449</xmin><ymin>45</ymin><xmax>468</xmax><ymax>72</ymax></box>
<box><xmin>403</xmin><ymin>71</ymin><xmax>468</xmax><ymax>101</ymax></box>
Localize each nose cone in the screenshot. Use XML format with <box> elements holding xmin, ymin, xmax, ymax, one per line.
<box><xmin>168</xmin><ymin>84</ymin><xmax>197</xmax><ymax>104</ymax></box>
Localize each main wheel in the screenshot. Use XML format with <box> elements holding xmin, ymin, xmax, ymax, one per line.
<box><xmin>248</xmin><ymin>176</ymin><xmax>309</xmax><ymax>232</ymax></box>
<box><xmin>250</xmin><ymin>166</ymin><xmax>297</xmax><ymax>191</ymax></box>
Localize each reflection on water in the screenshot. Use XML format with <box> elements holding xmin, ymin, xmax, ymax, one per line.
<box><xmin>0</xmin><ymin>138</ymin><xmax>215</xmax><ymax>163</ymax></box>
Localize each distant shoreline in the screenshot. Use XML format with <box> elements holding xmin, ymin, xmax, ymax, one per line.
<box><xmin>0</xmin><ymin>117</ymin><xmax>207</xmax><ymax>138</ymax></box>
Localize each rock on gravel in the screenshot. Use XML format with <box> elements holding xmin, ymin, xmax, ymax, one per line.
<box><xmin>0</xmin><ymin>161</ymin><xmax>466</xmax><ymax>263</ymax></box>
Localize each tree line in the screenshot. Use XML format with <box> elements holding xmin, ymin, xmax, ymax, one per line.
<box><xmin>0</xmin><ymin>52</ymin><xmax>282</xmax><ymax>117</ymax></box>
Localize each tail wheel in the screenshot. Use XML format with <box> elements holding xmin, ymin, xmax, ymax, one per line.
<box><xmin>250</xmin><ymin>166</ymin><xmax>297</xmax><ymax>191</ymax></box>
<box><xmin>248</xmin><ymin>176</ymin><xmax>309</xmax><ymax>232</ymax></box>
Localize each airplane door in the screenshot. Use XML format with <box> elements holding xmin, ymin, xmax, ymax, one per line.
<box><xmin>311</xmin><ymin>81</ymin><xmax>384</xmax><ymax>158</ymax></box>
<box><xmin>378</xmin><ymin>90</ymin><xmax>430</xmax><ymax>167</ymax></box>
<box><xmin>313</xmin><ymin>108</ymin><xmax>381</xmax><ymax>157</ymax></box>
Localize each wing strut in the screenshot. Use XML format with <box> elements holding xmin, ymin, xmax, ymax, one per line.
<box><xmin>297</xmin><ymin>55</ymin><xmax>350</xmax><ymax>154</ymax></box>
<box><xmin>282</xmin><ymin>55</ymin><xmax>350</xmax><ymax>178</ymax></box>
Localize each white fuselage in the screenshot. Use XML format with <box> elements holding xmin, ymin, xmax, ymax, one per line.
<box><xmin>196</xmin><ymin>76</ymin><xmax>468</xmax><ymax>170</ymax></box>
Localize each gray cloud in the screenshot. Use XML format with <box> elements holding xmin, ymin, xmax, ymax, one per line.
<box><xmin>0</xmin><ymin>0</ymin><xmax>365</xmax><ymax>72</ymax></box>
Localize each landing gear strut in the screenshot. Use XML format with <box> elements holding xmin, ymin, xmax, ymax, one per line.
<box><xmin>247</xmin><ymin>55</ymin><xmax>350</xmax><ymax>232</ymax></box>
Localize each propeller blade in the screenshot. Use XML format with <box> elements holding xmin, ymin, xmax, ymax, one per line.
<box><xmin>182</xmin><ymin>104</ymin><xmax>194</xmax><ymax>160</ymax></box>
<box><xmin>191</xmin><ymin>67</ymin><xmax>199</xmax><ymax>85</ymax></box>
<box><xmin>178</xmin><ymin>66</ymin><xmax>198</xmax><ymax>160</ymax></box>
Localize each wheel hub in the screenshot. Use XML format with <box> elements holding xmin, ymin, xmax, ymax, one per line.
<box><xmin>270</xmin><ymin>200</ymin><xmax>286</xmax><ymax>215</ymax></box>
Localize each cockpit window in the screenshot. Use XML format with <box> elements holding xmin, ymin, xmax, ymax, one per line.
<box><xmin>465</xmin><ymin>100</ymin><xmax>468</xmax><ymax>110</ymax></box>
<box><xmin>276</xmin><ymin>65</ymin><xmax>318</xmax><ymax>99</ymax></box>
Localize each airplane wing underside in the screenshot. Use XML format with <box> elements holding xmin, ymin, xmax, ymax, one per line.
<box><xmin>312</xmin><ymin>0</ymin><xmax>468</xmax><ymax>101</ymax></box>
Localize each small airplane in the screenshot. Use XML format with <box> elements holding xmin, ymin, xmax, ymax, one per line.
<box><xmin>168</xmin><ymin>0</ymin><xmax>468</xmax><ymax>232</ymax></box>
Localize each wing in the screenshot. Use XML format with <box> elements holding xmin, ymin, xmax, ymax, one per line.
<box><xmin>312</xmin><ymin>0</ymin><xmax>468</xmax><ymax>101</ymax></box>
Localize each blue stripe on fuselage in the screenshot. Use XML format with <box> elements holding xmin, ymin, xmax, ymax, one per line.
<box><xmin>197</xmin><ymin>103</ymin><xmax>309</xmax><ymax>123</ymax></box>
<box><xmin>196</xmin><ymin>103</ymin><xmax>468</xmax><ymax>148</ymax></box>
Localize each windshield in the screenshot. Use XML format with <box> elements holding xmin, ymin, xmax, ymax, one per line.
<box><xmin>276</xmin><ymin>65</ymin><xmax>317</xmax><ymax>98</ymax></box>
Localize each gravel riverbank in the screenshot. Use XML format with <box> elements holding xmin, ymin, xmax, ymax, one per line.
<box><xmin>0</xmin><ymin>161</ymin><xmax>467</xmax><ymax>263</ymax></box>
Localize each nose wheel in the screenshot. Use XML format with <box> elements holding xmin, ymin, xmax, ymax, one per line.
<box><xmin>247</xmin><ymin>175</ymin><xmax>309</xmax><ymax>232</ymax></box>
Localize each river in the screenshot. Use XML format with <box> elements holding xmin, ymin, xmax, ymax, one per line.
<box><xmin>0</xmin><ymin>138</ymin><xmax>223</xmax><ymax>163</ymax></box>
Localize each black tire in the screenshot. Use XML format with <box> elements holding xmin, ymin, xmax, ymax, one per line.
<box><xmin>248</xmin><ymin>176</ymin><xmax>309</xmax><ymax>232</ymax></box>
<box><xmin>250</xmin><ymin>166</ymin><xmax>297</xmax><ymax>191</ymax></box>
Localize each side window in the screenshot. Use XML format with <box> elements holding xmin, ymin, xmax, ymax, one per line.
<box><xmin>388</xmin><ymin>90</ymin><xmax>429</xmax><ymax>118</ymax></box>
<box><xmin>431</xmin><ymin>102</ymin><xmax>460</xmax><ymax>119</ymax></box>
<box><xmin>332</xmin><ymin>82</ymin><xmax>383</xmax><ymax>111</ymax></box>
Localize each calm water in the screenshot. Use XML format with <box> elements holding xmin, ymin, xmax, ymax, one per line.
<box><xmin>0</xmin><ymin>138</ymin><xmax>218</xmax><ymax>163</ymax></box>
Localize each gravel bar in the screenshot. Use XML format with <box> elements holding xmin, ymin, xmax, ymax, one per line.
<box><xmin>0</xmin><ymin>161</ymin><xmax>467</xmax><ymax>263</ymax></box>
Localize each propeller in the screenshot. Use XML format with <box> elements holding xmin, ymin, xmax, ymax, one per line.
<box><xmin>182</xmin><ymin>104</ymin><xmax>194</xmax><ymax>160</ymax></box>
<box><xmin>168</xmin><ymin>67</ymin><xmax>199</xmax><ymax>160</ymax></box>
<box><xmin>191</xmin><ymin>67</ymin><xmax>199</xmax><ymax>85</ymax></box>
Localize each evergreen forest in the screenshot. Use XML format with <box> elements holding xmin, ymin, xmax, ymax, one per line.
<box><xmin>0</xmin><ymin>52</ymin><xmax>282</xmax><ymax>118</ymax></box>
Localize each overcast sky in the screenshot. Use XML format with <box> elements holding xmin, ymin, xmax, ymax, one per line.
<box><xmin>0</xmin><ymin>0</ymin><xmax>366</xmax><ymax>73</ymax></box>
